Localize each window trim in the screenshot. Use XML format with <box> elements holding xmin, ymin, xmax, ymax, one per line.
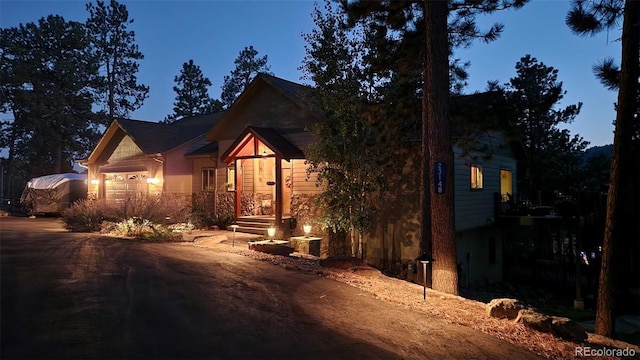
<box><xmin>202</xmin><ymin>168</ymin><xmax>216</xmax><ymax>192</ymax></box>
<box><xmin>470</xmin><ymin>164</ymin><xmax>484</xmax><ymax>190</ymax></box>
<box><xmin>226</xmin><ymin>164</ymin><xmax>236</xmax><ymax>192</ymax></box>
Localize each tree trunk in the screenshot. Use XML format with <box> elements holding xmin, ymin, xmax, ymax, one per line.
<box><xmin>595</xmin><ymin>0</ymin><xmax>639</xmax><ymax>338</ymax></box>
<box><xmin>423</xmin><ymin>0</ymin><xmax>458</xmax><ymax>295</ymax></box>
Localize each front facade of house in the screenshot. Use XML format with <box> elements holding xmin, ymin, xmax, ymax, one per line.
<box><xmin>83</xmin><ymin>73</ymin><xmax>517</xmax><ymax>286</ymax></box>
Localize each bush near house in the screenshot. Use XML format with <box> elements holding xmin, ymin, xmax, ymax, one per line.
<box><xmin>61</xmin><ymin>198</ymin><xmax>106</xmax><ymax>232</ymax></box>
<box><xmin>62</xmin><ymin>193</ymin><xmax>203</xmax><ymax>239</ymax></box>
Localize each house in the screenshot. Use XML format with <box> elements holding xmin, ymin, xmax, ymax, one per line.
<box><xmin>82</xmin><ymin>73</ymin><xmax>520</xmax><ymax>286</ymax></box>
<box><xmin>79</xmin><ymin>112</ymin><xmax>224</xmax><ymax>202</ymax></box>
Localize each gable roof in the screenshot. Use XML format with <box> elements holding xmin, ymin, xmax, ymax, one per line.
<box><xmin>85</xmin><ymin>112</ymin><xmax>225</xmax><ymax>164</ymax></box>
<box><xmin>220</xmin><ymin>126</ymin><xmax>305</xmax><ymax>163</ymax></box>
<box><xmin>120</xmin><ymin>112</ymin><xmax>225</xmax><ymax>153</ymax></box>
<box><xmin>205</xmin><ymin>73</ymin><xmax>320</xmax><ymax>141</ymax></box>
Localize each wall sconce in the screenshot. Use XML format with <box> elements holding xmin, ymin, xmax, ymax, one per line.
<box><xmin>90</xmin><ymin>179</ymin><xmax>99</xmax><ymax>185</ymax></box>
<box><xmin>303</xmin><ymin>224</ymin><xmax>312</xmax><ymax>238</ymax></box>
<box><xmin>267</xmin><ymin>226</ymin><xmax>276</xmax><ymax>242</ymax></box>
<box><xmin>146</xmin><ymin>178</ymin><xmax>160</xmax><ymax>184</ymax></box>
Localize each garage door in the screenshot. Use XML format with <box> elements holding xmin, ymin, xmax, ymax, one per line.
<box><xmin>105</xmin><ymin>173</ymin><xmax>149</xmax><ymax>201</ymax></box>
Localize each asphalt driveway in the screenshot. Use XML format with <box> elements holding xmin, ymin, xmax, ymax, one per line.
<box><xmin>0</xmin><ymin>216</ymin><xmax>542</xmax><ymax>359</ymax></box>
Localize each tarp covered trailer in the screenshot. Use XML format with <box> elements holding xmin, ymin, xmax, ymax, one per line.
<box><xmin>20</xmin><ymin>173</ymin><xmax>88</xmax><ymax>214</ymax></box>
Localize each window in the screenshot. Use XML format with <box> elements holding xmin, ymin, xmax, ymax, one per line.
<box><xmin>226</xmin><ymin>164</ymin><xmax>236</xmax><ymax>191</ymax></box>
<box><xmin>500</xmin><ymin>169</ymin><xmax>512</xmax><ymax>199</ymax></box>
<box><xmin>470</xmin><ymin>164</ymin><xmax>483</xmax><ymax>190</ymax></box>
<box><xmin>202</xmin><ymin>168</ymin><xmax>215</xmax><ymax>192</ymax></box>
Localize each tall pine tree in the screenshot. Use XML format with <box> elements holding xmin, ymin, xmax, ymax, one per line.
<box><xmin>0</xmin><ymin>16</ymin><xmax>99</xmax><ymax>184</ymax></box>
<box><xmin>336</xmin><ymin>0</ymin><xmax>528</xmax><ymax>295</ymax></box>
<box><xmin>168</xmin><ymin>59</ymin><xmax>218</xmax><ymax>122</ymax></box>
<box><xmin>86</xmin><ymin>0</ymin><xmax>149</xmax><ymax>121</ymax></box>
<box><xmin>504</xmin><ymin>55</ymin><xmax>583</xmax><ymax>196</ymax></box>
<box><xmin>220</xmin><ymin>46</ymin><xmax>271</xmax><ymax>109</ymax></box>
<box><xmin>567</xmin><ymin>0</ymin><xmax>640</xmax><ymax>337</ymax></box>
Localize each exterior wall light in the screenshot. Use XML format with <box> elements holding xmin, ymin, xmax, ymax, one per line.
<box><xmin>146</xmin><ymin>178</ymin><xmax>160</xmax><ymax>184</ymax></box>
<box><xmin>90</xmin><ymin>179</ymin><xmax>99</xmax><ymax>185</ymax></box>
<box><xmin>303</xmin><ymin>224</ymin><xmax>312</xmax><ymax>237</ymax></box>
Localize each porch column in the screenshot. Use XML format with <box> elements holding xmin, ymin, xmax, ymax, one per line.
<box><xmin>235</xmin><ymin>159</ymin><xmax>241</xmax><ymax>218</ymax></box>
<box><xmin>275</xmin><ymin>155</ymin><xmax>282</xmax><ymax>234</ymax></box>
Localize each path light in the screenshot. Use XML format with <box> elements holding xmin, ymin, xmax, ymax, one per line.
<box><xmin>416</xmin><ymin>253</ymin><xmax>435</xmax><ymax>300</ymax></box>
<box><xmin>230</xmin><ymin>224</ymin><xmax>239</xmax><ymax>247</ymax></box>
<box><xmin>267</xmin><ymin>226</ymin><xmax>276</xmax><ymax>242</ymax></box>
<box><xmin>303</xmin><ymin>224</ymin><xmax>312</xmax><ymax>238</ymax></box>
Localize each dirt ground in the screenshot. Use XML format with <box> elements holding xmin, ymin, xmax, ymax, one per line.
<box><xmin>1</xmin><ymin>216</ymin><xmax>637</xmax><ymax>359</ymax></box>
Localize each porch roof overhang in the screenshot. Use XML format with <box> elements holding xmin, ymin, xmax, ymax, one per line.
<box><xmin>221</xmin><ymin>126</ymin><xmax>305</xmax><ymax>164</ymax></box>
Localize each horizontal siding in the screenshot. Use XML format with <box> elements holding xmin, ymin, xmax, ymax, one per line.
<box><xmin>216</xmin><ymin>164</ymin><xmax>229</xmax><ymax>191</ymax></box>
<box><xmin>192</xmin><ymin>157</ymin><xmax>216</xmax><ymax>193</ymax></box>
<box><xmin>291</xmin><ymin>159</ymin><xmax>322</xmax><ymax>195</ymax></box>
<box><xmin>240</xmin><ymin>158</ymin><xmax>255</xmax><ymax>193</ymax></box>
<box><xmin>164</xmin><ymin>147</ymin><xmax>193</xmax><ymax>194</ymax></box>
<box><xmin>453</xmin><ymin>146</ymin><xmax>516</xmax><ymax>231</ymax></box>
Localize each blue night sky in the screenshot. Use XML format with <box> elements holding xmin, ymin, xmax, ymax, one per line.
<box><xmin>1</xmin><ymin>0</ymin><xmax>620</xmax><ymax>147</ymax></box>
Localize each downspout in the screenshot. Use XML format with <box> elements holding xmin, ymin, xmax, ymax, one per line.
<box><xmin>153</xmin><ymin>154</ymin><xmax>165</xmax><ymax>193</ymax></box>
<box><xmin>75</xmin><ymin>160</ymin><xmax>91</xmax><ymax>197</ymax></box>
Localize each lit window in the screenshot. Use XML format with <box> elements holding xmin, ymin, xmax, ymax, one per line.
<box><xmin>471</xmin><ymin>165</ymin><xmax>483</xmax><ymax>190</ymax></box>
<box><xmin>226</xmin><ymin>164</ymin><xmax>236</xmax><ymax>191</ymax></box>
<box><xmin>202</xmin><ymin>168</ymin><xmax>215</xmax><ymax>192</ymax></box>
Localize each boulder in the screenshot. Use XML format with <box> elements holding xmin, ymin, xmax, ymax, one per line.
<box><xmin>515</xmin><ymin>309</ymin><xmax>554</xmax><ymax>334</ymax></box>
<box><xmin>486</xmin><ymin>298</ymin><xmax>526</xmax><ymax>320</ymax></box>
<box><xmin>551</xmin><ymin>316</ymin><xmax>588</xmax><ymax>342</ymax></box>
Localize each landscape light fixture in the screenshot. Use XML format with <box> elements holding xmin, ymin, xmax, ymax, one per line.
<box><xmin>230</xmin><ymin>224</ymin><xmax>239</xmax><ymax>247</ymax></box>
<box><xmin>303</xmin><ymin>224</ymin><xmax>312</xmax><ymax>238</ymax></box>
<box><xmin>267</xmin><ymin>226</ymin><xmax>276</xmax><ymax>242</ymax></box>
<box><xmin>415</xmin><ymin>253</ymin><xmax>435</xmax><ymax>300</ymax></box>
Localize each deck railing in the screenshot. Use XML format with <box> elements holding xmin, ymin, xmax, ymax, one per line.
<box><xmin>494</xmin><ymin>192</ymin><xmax>577</xmax><ymax>218</ymax></box>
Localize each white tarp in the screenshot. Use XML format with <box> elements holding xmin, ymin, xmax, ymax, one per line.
<box><xmin>25</xmin><ymin>173</ymin><xmax>87</xmax><ymax>190</ymax></box>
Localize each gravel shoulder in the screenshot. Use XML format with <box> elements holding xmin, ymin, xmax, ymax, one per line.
<box><xmin>186</xmin><ymin>231</ymin><xmax>640</xmax><ymax>360</ymax></box>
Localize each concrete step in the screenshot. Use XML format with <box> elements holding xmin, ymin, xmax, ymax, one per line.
<box><xmin>235</xmin><ymin>225</ymin><xmax>269</xmax><ymax>236</ymax></box>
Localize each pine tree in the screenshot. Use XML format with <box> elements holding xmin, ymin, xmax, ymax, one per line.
<box><xmin>0</xmin><ymin>16</ymin><xmax>99</xmax><ymax>182</ymax></box>
<box><xmin>567</xmin><ymin>0</ymin><xmax>640</xmax><ymax>338</ymax></box>
<box><xmin>169</xmin><ymin>59</ymin><xmax>215</xmax><ymax>121</ymax></box>
<box><xmin>220</xmin><ymin>46</ymin><xmax>271</xmax><ymax>109</ymax></box>
<box><xmin>422</xmin><ymin>0</ymin><xmax>458</xmax><ymax>295</ymax></box>
<box><xmin>504</xmin><ymin>55</ymin><xmax>583</xmax><ymax>195</ymax></box>
<box><xmin>86</xmin><ymin>0</ymin><xmax>149</xmax><ymax>121</ymax></box>
<box><xmin>337</xmin><ymin>0</ymin><xmax>528</xmax><ymax>295</ymax></box>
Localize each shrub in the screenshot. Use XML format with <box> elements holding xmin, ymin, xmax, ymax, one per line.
<box><xmin>190</xmin><ymin>209</ymin><xmax>213</xmax><ymax>229</ymax></box>
<box><xmin>107</xmin><ymin>193</ymin><xmax>191</xmax><ymax>224</ymax></box>
<box><xmin>104</xmin><ymin>217</ymin><xmax>181</xmax><ymax>241</ymax></box>
<box><xmin>213</xmin><ymin>214</ymin><xmax>235</xmax><ymax>229</ymax></box>
<box><xmin>62</xmin><ymin>199</ymin><xmax>104</xmax><ymax>232</ymax></box>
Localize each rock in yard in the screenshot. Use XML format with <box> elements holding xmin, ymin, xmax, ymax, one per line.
<box><xmin>515</xmin><ymin>309</ymin><xmax>554</xmax><ymax>334</ymax></box>
<box><xmin>486</xmin><ymin>298</ymin><xmax>526</xmax><ymax>320</ymax></box>
<box><xmin>551</xmin><ymin>316</ymin><xmax>587</xmax><ymax>342</ymax></box>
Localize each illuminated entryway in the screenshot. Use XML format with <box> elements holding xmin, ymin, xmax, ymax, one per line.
<box><xmin>221</xmin><ymin>127</ymin><xmax>304</xmax><ymax>231</ymax></box>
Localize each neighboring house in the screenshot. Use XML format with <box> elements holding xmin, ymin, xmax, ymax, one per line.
<box><xmin>82</xmin><ymin>73</ymin><xmax>520</xmax><ymax>286</ymax></box>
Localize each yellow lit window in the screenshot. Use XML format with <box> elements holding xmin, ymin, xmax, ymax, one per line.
<box><xmin>471</xmin><ymin>165</ymin><xmax>483</xmax><ymax>190</ymax></box>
